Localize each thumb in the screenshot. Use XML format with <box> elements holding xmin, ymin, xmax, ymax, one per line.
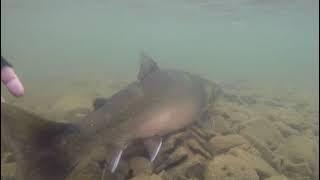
<box><xmin>1</xmin><ymin>66</ymin><xmax>25</xmax><ymax>97</ymax></box>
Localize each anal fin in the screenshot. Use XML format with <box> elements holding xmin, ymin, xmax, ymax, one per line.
<box><xmin>144</xmin><ymin>135</ymin><xmax>162</xmax><ymax>162</ymax></box>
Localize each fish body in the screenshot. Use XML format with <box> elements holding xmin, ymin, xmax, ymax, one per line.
<box><xmin>1</xmin><ymin>53</ymin><xmax>222</xmax><ymax>180</ymax></box>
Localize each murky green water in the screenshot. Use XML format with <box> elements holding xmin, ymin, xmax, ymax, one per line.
<box><xmin>1</xmin><ymin>0</ymin><xmax>319</xmax><ymax>180</ymax></box>
<box><xmin>2</xmin><ymin>0</ymin><xmax>318</xmax><ymax>89</ymax></box>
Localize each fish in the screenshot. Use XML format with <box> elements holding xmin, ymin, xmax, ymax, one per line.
<box><xmin>1</xmin><ymin>52</ymin><xmax>222</xmax><ymax>180</ymax></box>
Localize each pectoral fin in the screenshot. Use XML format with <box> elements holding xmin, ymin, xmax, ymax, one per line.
<box><xmin>144</xmin><ymin>135</ymin><xmax>162</xmax><ymax>162</ymax></box>
<box><xmin>110</xmin><ymin>148</ymin><xmax>125</xmax><ymax>173</ymax></box>
<box><xmin>101</xmin><ymin>145</ymin><xmax>126</xmax><ymax>179</ymax></box>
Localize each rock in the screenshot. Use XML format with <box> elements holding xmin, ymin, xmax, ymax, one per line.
<box><xmin>154</xmin><ymin>147</ymin><xmax>188</xmax><ymax>173</ymax></box>
<box><xmin>67</xmin><ymin>160</ymin><xmax>102</xmax><ymax>180</ymax></box>
<box><xmin>303</xmin><ymin>128</ymin><xmax>315</xmax><ymax>139</ymax></box>
<box><xmin>264</xmin><ymin>107</ymin><xmax>311</xmax><ymax>132</ymax></box>
<box><xmin>152</xmin><ymin>131</ymin><xmax>187</xmax><ymax>169</ymax></box>
<box><xmin>185</xmin><ymin>162</ymin><xmax>206</xmax><ymax>180</ymax></box>
<box><xmin>273</xmin><ymin>121</ymin><xmax>300</xmax><ymax>137</ymax></box>
<box><xmin>239</xmin><ymin>95</ymin><xmax>257</xmax><ymax>105</ymax></box>
<box><xmin>284</xmin><ymin>161</ymin><xmax>313</xmax><ymax>179</ymax></box>
<box><xmin>235</xmin><ymin>143</ymin><xmax>261</xmax><ymax>157</ymax></box>
<box><xmin>189</xmin><ymin>129</ymin><xmax>215</xmax><ymax>158</ymax></box>
<box><xmin>49</xmin><ymin>94</ymin><xmax>94</xmax><ymax>121</ymax></box>
<box><xmin>204</xmin><ymin>154</ymin><xmax>259</xmax><ymax>180</ymax></box>
<box><xmin>228</xmin><ymin>147</ymin><xmax>279</xmax><ymax>179</ymax></box>
<box><xmin>312</xmin><ymin>126</ymin><xmax>319</xmax><ymax>137</ymax></box>
<box><xmin>239</xmin><ymin>118</ymin><xmax>285</xmax><ymax>151</ymax></box>
<box><xmin>186</xmin><ymin>139</ymin><xmax>212</xmax><ymax>159</ymax></box>
<box><xmin>222</xmin><ymin>93</ymin><xmax>244</xmax><ymax>104</ymax></box>
<box><xmin>213</xmin><ymin>101</ymin><xmax>252</xmax><ymax>125</ymax></box>
<box><xmin>67</xmin><ymin>147</ymin><xmax>129</xmax><ymax>180</ymax></box>
<box><xmin>1</xmin><ymin>152</ymin><xmax>15</xmax><ymax>164</ymax></box>
<box><xmin>1</xmin><ymin>162</ymin><xmax>16</xmax><ymax>180</ymax></box>
<box><xmin>128</xmin><ymin>156</ymin><xmax>152</xmax><ymax>176</ymax></box>
<box><xmin>265</xmin><ymin>175</ymin><xmax>289</xmax><ymax>180</ymax></box>
<box><xmin>158</xmin><ymin>171</ymin><xmax>170</xmax><ymax>180</ymax></box>
<box><xmin>63</xmin><ymin>108</ymin><xmax>91</xmax><ymax>122</ymax></box>
<box><xmin>166</xmin><ymin>154</ymin><xmax>205</xmax><ymax>179</ymax></box>
<box><xmin>239</xmin><ymin>133</ymin><xmax>277</xmax><ymax>170</ymax></box>
<box><xmin>274</xmin><ymin>135</ymin><xmax>317</xmax><ymax>178</ymax></box>
<box><xmin>130</xmin><ymin>174</ymin><xmax>162</xmax><ymax>180</ymax></box>
<box><xmin>208</xmin><ymin>134</ymin><xmax>249</xmax><ymax>154</ymax></box>
<box><xmin>263</xmin><ymin>100</ymin><xmax>285</xmax><ymax>107</ymax></box>
<box><xmin>210</xmin><ymin>115</ymin><xmax>233</xmax><ymax>135</ymax></box>
<box><xmin>275</xmin><ymin>135</ymin><xmax>317</xmax><ymax>167</ymax></box>
<box><xmin>161</xmin><ymin>132</ymin><xmax>185</xmax><ymax>154</ymax></box>
<box><xmin>190</xmin><ymin>126</ymin><xmax>216</xmax><ymax>141</ymax></box>
<box><xmin>314</xmin><ymin>143</ymin><xmax>319</xmax><ymax>180</ymax></box>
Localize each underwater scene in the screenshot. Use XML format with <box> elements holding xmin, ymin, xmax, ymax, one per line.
<box><xmin>1</xmin><ymin>0</ymin><xmax>319</xmax><ymax>180</ymax></box>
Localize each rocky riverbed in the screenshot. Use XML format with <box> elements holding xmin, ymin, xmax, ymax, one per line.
<box><xmin>2</xmin><ymin>81</ymin><xmax>318</xmax><ymax>180</ymax></box>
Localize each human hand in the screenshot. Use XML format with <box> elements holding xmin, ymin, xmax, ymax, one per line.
<box><xmin>1</xmin><ymin>57</ymin><xmax>25</xmax><ymax>102</ymax></box>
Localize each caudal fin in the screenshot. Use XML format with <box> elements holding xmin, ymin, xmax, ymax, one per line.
<box><xmin>1</xmin><ymin>103</ymin><xmax>81</xmax><ymax>180</ymax></box>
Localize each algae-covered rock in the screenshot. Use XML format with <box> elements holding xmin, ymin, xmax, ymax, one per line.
<box><xmin>209</xmin><ymin>114</ymin><xmax>233</xmax><ymax>135</ymax></box>
<box><xmin>265</xmin><ymin>175</ymin><xmax>289</xmax><ymax>180</ymax></box>
<box><xmin>67</xmin><ymin>147</ymin><xmax>129</xmax><ymax>180</ymax></box>
<box><xmin>128</xmin><ymin>156</ymin><xmax>152</xmax><ymax>176</ymax></box>
<box><xmin>166</xmin><ymin>154</ymin><xmax>205</xmax><ymax>179</ymax></box>
<box><xmin>130</xmin><ymin>174</ymin><xmax>162</xmax><ymax>180</ymax></box>
<box><xmin>228</xmin><ymin>147</ymin><xmax>279</xmax><ymax>178</ymax></box>
<box><xmin>240</xmin><ymin>131</ymin><xmax>277</xmax><ymax>169</ymax></box>
<box><xmin>154</xmin><ymin>146</ymin><xmax>188</xmax><ymax>173</ymax></box>
<box><xmin>212</xmin><ymin>101</ymin><xmax>252</xmax><ymax>125</ymax></box>
<box><xmin>284</xmin><ymin>161</ymin><xmax>313</xmax><ymax>179</ymax></box>
<box><xmin>185</xmin><ymin>162</ymin><xmax>206</xmax><ymax>180</ymax></box>
<box><xmin>49</xmin><ymin>94</ymin><xmax>94</xmax><ymax>121</ymax></box>
<box><xmin>208</xmin><ymin>134</ymin><xmax>249</xmax><ymax>154</ymax></box>
<box><xmin>264</xmin><ymin>107</ymin><xmax>311</xmax><ymax>132</ymax></box>
<box><xmin>274</xmin><ymin>135</ymin><xmax>317</xmax><ymax>178</ymax></box>
<box><xmin>1</xmin><ymin>162</ymin><xmax>16</xmax><ymax>180</ymax></box>
<box><xmin>186</xmin><ymin>139</ymin><xmax>212</xmax><ymax>159</ymax></box>
<box><xmin>275</xmin><ymin>135</ymin><xmax>316</xmax><ymax>167</ymax></box>
<box><xmin>239</xmin><ymin>118</ymin><xmax>285</xmax><ymax>151</ymax></box>
<box><xmin>204</xmin><ymin>154</ymin><xmax>259</xmax><ymax>180</ymax></box>
<box><xmin>66</xmin><ymin>158</ymin><xmax>106</xmax><ymax>180</ymax></box>
<box><xmin>1</xmin><ymin>152</ymin><xmax>15</xmax><ymax>164</ymax></box>
<box><xmin>273</xmin><ymin>121</ymin><xmax>300</xmax><ymax>137</ymax></box>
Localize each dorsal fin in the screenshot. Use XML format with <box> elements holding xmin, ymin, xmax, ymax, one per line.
<box><xmin>138</xmin><ymin>52</ymin><xmax>159</xmax><ymax>81</ymax></box>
